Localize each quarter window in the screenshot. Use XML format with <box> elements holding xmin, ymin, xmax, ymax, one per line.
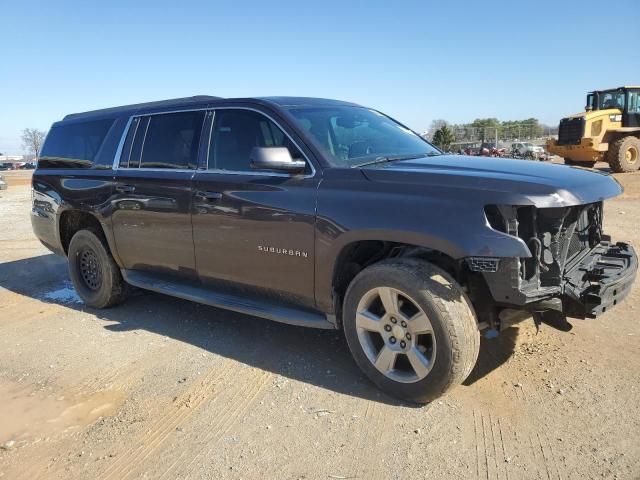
<box><xmin>209</xmin><ymin>110</ymin><xmax>303</xmax><ymax>171</ymax></box>
<box><xmin>39</xmin><ymin>119</ymin><xmax>114</xmax><ymax>168</ymax></box>
<box><xmin>121</xmin><ymin>111</ymin><xmax>205</xmax><ymax>169</ymax></box>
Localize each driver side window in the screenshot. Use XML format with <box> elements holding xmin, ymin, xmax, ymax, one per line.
<box><xmin>208</xmin><ymin>110</ymin><xmax>303</xmax><ymax>171</ymax></box>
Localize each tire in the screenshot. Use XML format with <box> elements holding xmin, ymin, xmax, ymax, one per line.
<box><xmin>564</xmin><ymin>158</ymin><xmax>596</xmax><ymax>168</ymax></box>
<box><xmin>67</xmin><ymin>229</ymin><xmax>128</xmax><ymax>308</ymax></box>
<box><xmin>608</xmin><ymin>136</ymin><xmax>640</xmax><ymax>173</ymax></box>
<box><xmin>342</xmin><ymin>259</ymin><xmax>480</xmax><ymax>403</ymax></box>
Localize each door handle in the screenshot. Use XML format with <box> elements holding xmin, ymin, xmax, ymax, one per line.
<box><xmin>195</xmin><ymin>190</ymin><xmax>223</xmax><ymax>201</ymax></box>
<box><xmin>116</xmin><ymin>184</ymin><xmax>136</xmax><ymax>194</ymax></box>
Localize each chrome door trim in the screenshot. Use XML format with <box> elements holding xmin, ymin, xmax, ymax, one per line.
<box><xmin>111</xmin><ymin>106</ymin><xmax>319</xmax><ymax>178</ymax></box>
<box><xmin>112</xmin><ymin>116</ymin><xmax>135</xmax><ymax>170</ymax></box>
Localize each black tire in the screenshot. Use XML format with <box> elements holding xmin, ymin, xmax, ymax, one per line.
<box><xmin>608</xmin><ymin>136</ymin><xmax>640</xmax><ymax>173</ymax></box>
<box><xmin>343</xmin><ymin>259</ymin><xmax>480</xmax><ymax>403</ymax></box>
<box><xmin>68</xmin><ymin>229</ymin><xmax>128</xmax><ymax>308</ymax></box>
<box><xmin>564</xmin><ymin>158</ymin><xmax>596</xmax><ymax>168</ymax></box>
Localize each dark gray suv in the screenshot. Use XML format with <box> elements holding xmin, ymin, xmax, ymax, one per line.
<box><xmin>31</xmin><ymin>96</ymin><xmax>637</xmax><ymax>402</ymax></box>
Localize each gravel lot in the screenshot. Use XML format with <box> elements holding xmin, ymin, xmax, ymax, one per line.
<box><xmin>0</xmin><ymin>165</ymin><xmax>639</xmax><ymax>480</ymax></box>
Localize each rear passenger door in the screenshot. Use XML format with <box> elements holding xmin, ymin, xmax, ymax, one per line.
<box><xmin>191</xmin><ymin>108</ymin><xmax>319</xmax><ymax>307</ymax></box>
<box><xmin>111</xmin><ymin>110</ymin><xmax>205</xmax><ymax>280</ymax></box>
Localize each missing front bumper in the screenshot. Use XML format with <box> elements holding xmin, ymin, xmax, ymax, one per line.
<box><xmin>563</xmin><ymin>242</ymin><xmax>637</xmax><ymax>319</ymax></box>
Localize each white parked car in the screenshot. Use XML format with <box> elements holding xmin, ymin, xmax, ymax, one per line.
<box><xmin>512</xmin><ymin>142</ymin><xmax>545</xmax><ymax>157</ymax></box>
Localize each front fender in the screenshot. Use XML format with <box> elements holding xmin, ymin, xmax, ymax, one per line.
<box><xmin>313</xmin><ymin>170</ymin><xmax>530</xmax><ymax>312</ymax></box>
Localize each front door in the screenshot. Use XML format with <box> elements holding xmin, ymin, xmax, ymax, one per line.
<box><xmin>111</xmin><ymin>110</ymin><xmax>206</xmax><ymax>279</ymax></box>
<box><xmin>192</xmin><ymin>108</ymin><xmax>319</xmax><ymax>307</ymax></box>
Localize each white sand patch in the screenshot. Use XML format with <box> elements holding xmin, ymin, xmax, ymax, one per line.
<box><xmin>42</xmin><ymin>281</ymin><xmax>83</xmax><ymax>305</ymax></box>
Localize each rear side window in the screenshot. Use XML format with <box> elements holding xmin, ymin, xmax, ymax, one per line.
<box><xmin>39</xmin><ymin>119</ymin><xmax>114</xmax><ymax>168</ymax></box>
<box><xmin>137</xmin><ymin>111</ymin><xmax>205</xmax><ymax>169</ymax></box>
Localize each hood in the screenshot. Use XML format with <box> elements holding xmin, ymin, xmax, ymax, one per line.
<box><xmin>361</xmin><ymin>155</ymin><xmax>622</xmax><ymax>208</ymax></box>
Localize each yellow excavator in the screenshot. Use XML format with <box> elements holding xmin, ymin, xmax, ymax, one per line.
<box><xmin>547</xmin><ymin>86</ymin><xmax>640</xmax><ymax>172</ymax></box>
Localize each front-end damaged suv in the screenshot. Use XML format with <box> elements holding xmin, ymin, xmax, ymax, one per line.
<box><xmin>31</xmin><ymin>96</ymin><xmax>637</xmax><ymax>403</ymax></box>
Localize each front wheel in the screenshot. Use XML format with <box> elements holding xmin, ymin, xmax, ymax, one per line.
<box><xmin>343</xmin><ymin>259</ymin><xmax>480</xmax><ymax>403</ymax></box>
<box><xmin>608</xmin><ymin>136</ymin><xmax>640</xmax><ymax>173</ymax></box>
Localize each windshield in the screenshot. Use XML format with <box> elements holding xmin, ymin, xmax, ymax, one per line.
<box><xmin>597</xmin><ymin>90</ymin><xmax>625</xmax><ymax>110</ymax></box>
<box><xmin>288</xmin><ymin>106</ymin><xmax>440</xmax><ymax>167</ymax></box>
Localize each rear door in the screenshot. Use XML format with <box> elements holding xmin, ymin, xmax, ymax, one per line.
<box><xmin>111</xmin><ymin>110</ymin><xmax>206</xmax><ymax>279</ymax></box>
<box><xmin>191</xmin><ymin>108</ymin><xmax>319</xmax><ymax>307</ymax></box>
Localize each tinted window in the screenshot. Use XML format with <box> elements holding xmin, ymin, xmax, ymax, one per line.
<box><xmin>209</xmin><ymin>110</ymin><xmax>302</xmax><ymax>171</ymax></box>
<box><xmin>39</xmin><ymin>119</ymin><xmax>114</xmax><ymax>168</ymax></box>
<box><xmin>138</xmin><ymin>111</ymin><xmax>205</xmax><ymax>169</ymax></box>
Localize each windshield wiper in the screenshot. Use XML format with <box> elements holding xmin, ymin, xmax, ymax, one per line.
<box><xmin>352</xmin><ymin>152</ymin><xmax>439</xmax><ymax>168</ymax></box>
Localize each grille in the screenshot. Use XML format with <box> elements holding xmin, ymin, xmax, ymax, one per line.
<box><xmin>557</xmin><ymin>117</ymin><xmax>584</xmax><ymax>145</ymax></box>
<box><xmin>565</xmin><ymin>231</ymin><xmax>583</xmax><ymax>260</ymax></box>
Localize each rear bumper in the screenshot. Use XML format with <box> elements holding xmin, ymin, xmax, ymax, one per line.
<box><xmin>563</xmin><ymin>242</ymin><xmax>637</xmax><ymax>318</ymax></box>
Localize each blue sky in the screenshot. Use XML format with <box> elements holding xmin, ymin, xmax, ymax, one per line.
<box><xmin>1</xmin><ymin>0</ymin><xmax>638</xmax><ymax>154</ymax></box>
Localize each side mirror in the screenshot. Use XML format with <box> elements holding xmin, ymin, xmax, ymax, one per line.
<box><xmin>250</xmin><ymin>147</ymin><xmax>306</xmax><ymax>174</ymax></box>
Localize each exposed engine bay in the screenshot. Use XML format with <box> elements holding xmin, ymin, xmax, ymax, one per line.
<box><xmin>473</xmin><ymin>202</ymin><xmax>637</xmax><ymax>323</ymax></box>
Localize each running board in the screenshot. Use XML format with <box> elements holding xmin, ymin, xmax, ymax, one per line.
<box><xmin>121</xmin><ymin>269</ymin><xmax>335</xmax><ymax>330</ymax></box>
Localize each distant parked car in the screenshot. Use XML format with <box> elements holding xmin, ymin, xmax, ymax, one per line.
<box><xmin>464</xmin><ymin>147</ymin><xmax>480</xmax><ymax>156</ymax></box>
<box><xmin>23</xmin><ymin>162</ymin><xmax>37</xmax><ymax>169</ymax></box>
<box><xmin>512</xmin><ymin>142</ymin><xmax>544</xmax><ymax>159</ymax></box>
<box><xmin>0</xmin><ymin>164</ymin><xmax>10</xmax><ymax>171</ymax></box>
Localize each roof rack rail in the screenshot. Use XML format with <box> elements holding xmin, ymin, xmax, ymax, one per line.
<box><xmin>63</xmin><ymin>95</ymin><xmax>223</xmax><ymax>120</ymax></box>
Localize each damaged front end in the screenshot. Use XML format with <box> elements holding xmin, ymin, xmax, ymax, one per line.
<box><xmin>472</xmin><ymin>202</ymin><xmax>637</xmax><ymax>323</ymax></box>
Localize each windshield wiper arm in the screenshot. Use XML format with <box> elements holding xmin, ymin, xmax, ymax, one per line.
<box><xmin>352</xmin><ymin>153</ymin><xmax>437</xmax><ymax>168</ymax></box>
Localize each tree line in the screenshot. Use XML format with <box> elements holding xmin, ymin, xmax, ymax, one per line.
<box><xmin>428</xmin><ymin>118</ymin><xmax>556</xmax><ymax>151</ymax></box>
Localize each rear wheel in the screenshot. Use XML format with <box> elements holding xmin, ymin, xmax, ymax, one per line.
<box><xmin>608</xmin><ymin>136</ymin><xmax>640</xmax><ymax>173</ymax></box>
<box><xmin>68</xmin><ymin>229</ymin><xmax>128</xmax><ymax>308</ymax></box>
<box><xmin>342</xmin><ymin>259</ymin><xmax>480</xmax><ymax>403</ymax></box>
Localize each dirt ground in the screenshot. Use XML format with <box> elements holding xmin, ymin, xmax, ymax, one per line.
<box><xmin>0</xmin><ymin>164</ymin><xmax>639</xmax><ymax>480</ymax></box>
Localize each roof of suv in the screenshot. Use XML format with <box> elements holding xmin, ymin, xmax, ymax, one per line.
<box><xmin>62</xmin><ymin>96</ymin><xmax>361</xmax><ymax>122</ymax></box>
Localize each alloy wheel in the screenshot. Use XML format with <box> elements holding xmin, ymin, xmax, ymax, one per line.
<box><xmin>355</xmin><ymin>287</ymin><xmax>436</xmax><ymax>383</ymax></box>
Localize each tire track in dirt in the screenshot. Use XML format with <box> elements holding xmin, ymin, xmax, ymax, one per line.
<box><xmin>344</xmin><ymin>400</ymin><xmax>393</xmax><ymax>480</ymax></box>
<box><xmin>158</xmin><ymin>369</ymin><xmax>272</xmax><ymax>479</ymax></box>
<box><xmin>97</xmin><ymin>360</ymin><xmax>236</xmax><ymax>480</ymax></box>
<box><xmin>469</xmin><ymin>379</ymin><xmax>565</xmax><ymax>480</ymax></box>
<box><xmin>10</xmin><ymin>341</ymin><xmax>188</xmax><ymax>480</ymax></box>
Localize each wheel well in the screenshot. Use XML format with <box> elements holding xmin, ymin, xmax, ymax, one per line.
<box><xmin>604</xmin><ymin>132</ymin><xmax>640</xmax><ymax>145</ymax></box>
<box><xmin>331</xmin><ymin>241</ymin><xmax>460</xmax><ymax>323</ymax></box>
<box><xmin>59</xmin><ymin>210</ymin><xmax>105</xmax><ymax>255</ymax></box>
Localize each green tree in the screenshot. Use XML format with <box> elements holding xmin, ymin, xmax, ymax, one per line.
<box><xmin>432</xmin><ymin>125</ymin><xmax>455</xmax><ymax>151</ymax></box>
<box><xmin>471</xmin><ymin>118</ymin><xmax>500</xmax><ymax>142</ymax></box>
